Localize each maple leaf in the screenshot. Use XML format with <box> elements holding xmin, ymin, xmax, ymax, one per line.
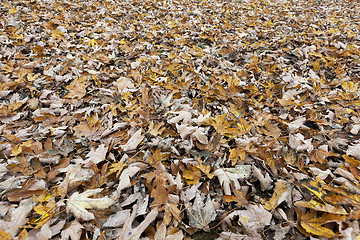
<box><xmin>107</xmin><ymin>162</ymin><xmax>127</xmax><ymax>178</ymax></box>
<box><xmin>298</xmin><ymin>210</ymin><xmax>345</xmax><ymax>238</ymax></box>
<box><xmin>64</xmin><ymin>76</ymin><xmax>89</xmax><ymax>99</ymax></box>
<box><xmin>83</xmin><ymin>144</ymin><xmax>108</xmax><ymax>167</ymax></box>
<box><xmin>0</xmin><ymin>198</ymin><xmax>34</xmax><ymax>237</ymax></box>
<box><xmin>184</xmin><ymin>191</ymin><xmax>217</xmax><ymax>231</ymax></box>
<box><xmin>66</xmin><ymin>189</ymin><xmax>114</xmax><ymax>221</ymax></box>
<box><xmin>61</xmin><ymin>220</ymin><xmax>83</xmax><ymax>240</ymax></box>
<box><xmin>214</xmin><ymin>166</ymin><xmax>251</xmax><ymax>195</ymax></box>
<box><xmin>262</xmin><ymin>180</ymin><xmax>290</xmax><ymax>210</ymax></box>
<box><xmin>211</xmin><ymin>114</ymin><xmax>250</xmax><ymax>138</ymax></box>
<box><xmin>229</xmin><ymin>147</ymin><xmax>246</xmax><ymax>165</ymax></box>
<box><xmin>224</xmin><ymin>204</ymin><xmax>272</xmax><ymax>235</ymax></box>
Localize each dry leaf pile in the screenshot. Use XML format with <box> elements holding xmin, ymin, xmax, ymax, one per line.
<box><xmin>0</xmin><ymin>0</ymin><xmax>359</xmax><ymax>239</ymax></box>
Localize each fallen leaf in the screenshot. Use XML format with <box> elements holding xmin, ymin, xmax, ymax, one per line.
<box><xmin>83</xmin><ymin>144</ymin><xmax>108</xmax><ymax>167</ymax></box>
<box><xmin>61</xmin><ymin>220</ymin><xmax>83</xmax><ymax>240</ymax></box>
<box><xmin>120</xmin><ymin>128</ymin><xmax>144</xmax><ymax>152</ymax></box>
<box><xmin>66</xmin><ymin>189</ymin><xmax>114</xmax><ymax>221</ymax></box>
<box><xmin>184</xmin><ymin>191</ymin><xmax>217</xmax><ymax>230</ymax></box>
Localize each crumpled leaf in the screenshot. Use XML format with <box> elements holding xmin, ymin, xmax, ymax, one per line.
<box><xmin>347</xmin><ymin>143</ymin><xmax>360</xmax><ymax>160</ymax></box>
<box><xmin>0</xmin><ymin>198</ymin><xmax>35</xmax><ymax>237</ymax></box>
<box><xmin>118</xmin><ymin>204</ymin><xmax>158</xmax><ymax>240</ymax></box>
<box><xmin>252</xmin><ymin>165</ymin><xmax>273</xmax><ymax>191</ymax></box>
<box><xmin>66</xmin><ymin>189</ymin><xmax>114</xmax><ymax>221</ymax></box>
<box><xmin>116</xmin><ymin>165</ymin><xmax>141</xmax><ymax>192</ymax></box>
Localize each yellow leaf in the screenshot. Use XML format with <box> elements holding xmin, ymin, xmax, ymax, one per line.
<box><xmin>229</xmin><ymin>147</ymin><xmax>246</xmax><ymax>166</ymax></box>
<box><xmin>9</xmin><ymin>8</ymin><xmax>17</xmax><ymax>14</ymax></box>
<box><xmin>107</xmin><ymin>162</ymin><xmax>127</xmax><ymax>178</ymax></box>
<box><xmin>212</xmin><ymin>114</ymin><xmax>250</xmax><ymax>138</ymax></box>
<box><xmin>294</xmin><ymin>200</ymin><xmax>348</xmax><ymax>215</ymax></box>
<box><xmin>31</xmin><ymin>201</ymin><xmax>55</xmax><ymax>228</ymax></box>
<box><xmin>87</xmin><ymin>39</ymin><xmax>97</xmax><ymax>47</ymax></box>
<box><xmin>195</xmin><ymin>159</ymin><xmax>214</xmax><ymax>179</ymax></box>
<box><xmin>301</xmin><ymin>178</ymin><xmax>327</xmax><ymax>203</ymax></box>
<box><xmin>183</xmin><ymin>168</ymin><xmax>201</xmax><ymax>185</ymax></box>
<box><xmin>11</xmin><ymin>144</ymin><xmax>22</xmax><ymax>156</ymax></box>
<box><xmin>263</xmin><ymin>181</ymin><xmax>287</xmax><ymax>210</ymax></box>
<box><xmin>299</xmin><ymin>210</ymin><xmax>345</xmax><ymax>238</ymax></box>
<box><xmin>0</xmin><ymin>231</ymin><xmax>12</xmax><ymax>240</ymax></box>
<box><xmin>342</xmin><ymin>81</ymin><xmax>358</xmax><ymax>93</ymax></box>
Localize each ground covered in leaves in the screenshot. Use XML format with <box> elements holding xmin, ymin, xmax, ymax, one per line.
<box><xmin>0</xmin><ymin>0</ymin><xmax>360</xmax><ymax>239</ymax></box>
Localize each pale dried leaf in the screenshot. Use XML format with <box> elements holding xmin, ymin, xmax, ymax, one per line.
<box><xmin>120</xmin><ymin>129</ymin><xmax>144</xmax><ymax>152</ymax></box>
<box><xmin>61</xmin><ymin>220</ymin><xmax>83</xmax><ymax>240</ymax></box>
<box><xmin>83</xmin><ymin>144</ymin><xmax>108</xmax><ymax>167</ymax></box>
<box><xmin>66</xmin><ymin>189</ymin><xmax>114</xmax><ymax>221</ymax></box>
<box><xmin>185</xmin><ymin>192</ymin><xmax>217</xmax><ymax>230</ymax></box>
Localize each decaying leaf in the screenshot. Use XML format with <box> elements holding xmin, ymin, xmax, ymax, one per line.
<box><xmin>214</xmin><ymin>165</ymin><xmax>251</xmax><ymax>195</ymax></box>
<box><xmin>263</xmin><ymin>180</ymin><xmax>290</xmax><ymax>210</ymax></box>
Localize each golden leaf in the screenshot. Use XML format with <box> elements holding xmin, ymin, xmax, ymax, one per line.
<box><xmin>263</xmin><ymin>181</ymin><xmax>288</xmax><ymax>210</ymax></box>
<box><xmin>64</xmin><ymin>76</ymin><xmax>89</xmax><ymax>99</ymax></box>
<box><xmin>107</xmin><ymin>162</ymin><xmax>127</xmax><ymax>178</ymax></box>
<box><xmin>299</xmin><ymin>210</ymin><xmax>345</xmax><ymax>238</ymax></box>
<box><xmin>0</xmin><ymin>231</ymin><xmax>12</xmax><ymax>240</ymax></box>
<box><xmin>342</xmin><ymin>81</ymin><xmax>358</xmax><ymax>93</ymax></box>
<box><xmin>222</xmin><ymin>189</ymin><xmax>248</xmax><ymax>207</ymax></box>
<box><xmin>182</xmin><ymin>168</ymin><xmax>201</xmax><ymax>185</ymax></box>
<box><xmin>229</xmin><ymin>147</ymin><xmax>246</xmax><ymax>166</ymax></box>
<box><xmin>31</xmin><ymin>201</ymin><xmax>55</xmax><ymax>229</ymax></box>
<box><xmin>148</xmin><ymin>121</ymin><xmax>165</xmax><ymax>136</ymax></box>
<box><xmin>195</xmin><ymin>159</ymin><xmax>214</xmax><ymax>179</ymax></box>
<box><xmin>295</xmin><ymin>200</ymin><xmax>348</xmax><ymax>215</ymax></box>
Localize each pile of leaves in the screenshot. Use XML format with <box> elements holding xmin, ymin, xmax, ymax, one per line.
<box><xmin>0</xmin><ymin>0</ymin><xmax>359</xmax><ymax>239</ymax></box>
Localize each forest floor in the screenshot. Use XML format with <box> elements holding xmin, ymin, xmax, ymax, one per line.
<box><xmin>0</xmin><ymin>0</ymin><xmax>360</xmax><ymax>239</ymax></box>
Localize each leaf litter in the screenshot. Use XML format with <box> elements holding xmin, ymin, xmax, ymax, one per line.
<box><xmin>0</xmin><ymin>0</ymin><xmax>359</xmax><ymax>239</ymax></box>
